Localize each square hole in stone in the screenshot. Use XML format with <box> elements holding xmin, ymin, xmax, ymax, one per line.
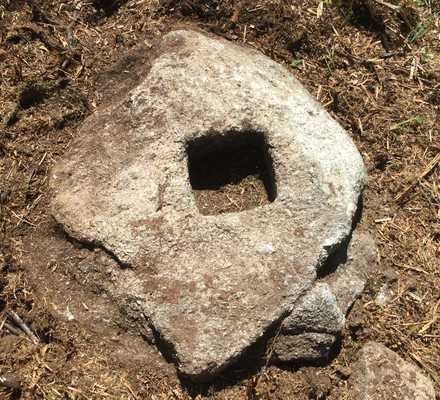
<box><xmin>187</xmin><ymin>130</ymin><xmax>277</xmax><ymax>215</ymax></box>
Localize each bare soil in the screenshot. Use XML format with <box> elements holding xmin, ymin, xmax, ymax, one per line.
<box><xmin>0</xmin><ymin>0</ymin><xmax>439</xmax><ymax>399</ymax></box>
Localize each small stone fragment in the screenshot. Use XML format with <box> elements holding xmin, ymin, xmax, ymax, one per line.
<box><xmin>272</xmin><ymin>332</ymin><xmax>336</xmax><ymax>363</ymax></box>
<box><xmin>348</xmin><ymin>342</ymin><xmax>435</xmax><ymax>400</ymax></box>
<box><xmin>282</xmin><ymin>283</ymin><xmax>345</xmax><ymax>334</ymax></box>
<box><xmin>375</xmin><ymin>283</ymin><xmax>394</xmax><ymax>307</ymax></box>
<box><xmin>273</xmin><ymin>231</ymin><xmax>377</xmax><ymax>363</ymax></box>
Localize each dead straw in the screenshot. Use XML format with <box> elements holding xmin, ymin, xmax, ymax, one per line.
<box><xmin>395</xmin><ymin>152</ymin><xmax>440</xmax><ymax>203</ymax></box>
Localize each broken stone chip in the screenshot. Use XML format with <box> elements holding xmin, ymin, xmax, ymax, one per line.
<box><xmin>272</xmin><ymin>231</ymin><xmax>377</xmax><ymax>363</ymax></box>
<box><xmin>50</xmin><ymin>30</ymin><xmax>367</xmax><ymax>380</ymax></box>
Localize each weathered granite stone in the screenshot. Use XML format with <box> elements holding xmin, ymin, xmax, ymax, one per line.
<box><xmin>324</xmin><ymin>231</ymin><xmax>377</xmax><ymax>315</ymax></box>
<box><xmin>273</xmin><ymin>231</ymin><xmax>377</xmax><ymax>363</ymax></box>
<box><xmin>273</xmin><ymin>332</ymin><xmax>336</xmax><ymax>363</ymax></box>
<box><xmin>50</xmin><ymin>30</ymin><xmax>366</xmax><ymax>380</ymax></box>
<box><xmin>281</xmin><ymin>283</ymin><xmax>345</xmax><ymax>335</ymax></box>
<box><xmin>349</xmin><ymin>342</ymin><xmax>435</xmax><ymax>400</ymax></box>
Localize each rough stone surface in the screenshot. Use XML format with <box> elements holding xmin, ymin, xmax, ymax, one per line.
<box><xmin>273</xmin><ymin>333</ymin><xmax>336</xmax><ymax>363</ymax></box>
<box><xmin>324</xmin><ymin>231</ymin><xmax>377</xmax><ymax>314</ymax></box>
<box><xmin>273</xmin><ymin>231</ymin><xmax>377</xmax><ymax>363</ymax></box>
<box><xmin>50</xmin><ymin>30</ymin><xmax>366</xmax><ymax>379</ymax></box>
<box><xmin>281</xmin><ymin>283</ymin><xmax>345</xmax><ymax>335</ymax></box>
<box><xmin>349</xmin><ymin>342</ymin><xmax>435</xmax><ymax>400</ymax></box>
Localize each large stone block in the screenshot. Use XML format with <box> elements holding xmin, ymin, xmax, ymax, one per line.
<box><xmin>50</xmin><ymin>30</ymin><xmax>367</xmax><ymax>380</ymax></box>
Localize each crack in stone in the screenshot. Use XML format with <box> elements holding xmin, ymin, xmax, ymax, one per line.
<box><xmin>56</xmin><ymin>223</ymin><xmax>131</xmax><ymax>269</ymax></box>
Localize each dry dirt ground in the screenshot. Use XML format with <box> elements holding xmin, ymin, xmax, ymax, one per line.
<box><xmin>0</xmin><ymin>0</ymin><xmax>439</xmax><ymax>399</ymax></box>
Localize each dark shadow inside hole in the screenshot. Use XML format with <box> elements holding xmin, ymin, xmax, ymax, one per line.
<box><xmin>186</xmin><ymin>130</ymin><xmax>277</xmax><ymax>215</ymax></box>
